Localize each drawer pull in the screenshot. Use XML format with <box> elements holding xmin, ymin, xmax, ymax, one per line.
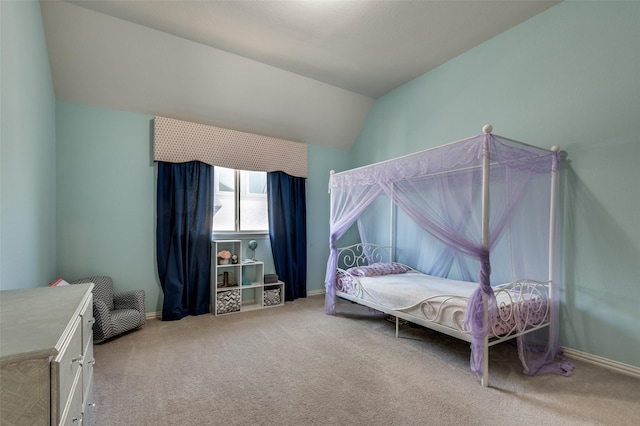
<box><xmin>71</xmin><ymin>356</ymin><xmax>83</xmax><ymax>365</ymax></box>
<box><xmin>87</xmin><ymin>318</ymin><xmax>95</xmax><ymax>324</ymax></box>
<box><xmin>88</xmin><ymin>359</ymin><xmax>96</xmax><ymax>366</ymax></box>
<box><xmin>71</xmin><ymin>416</ymin><xmax>81</xmax><ymax>423</ymax></box>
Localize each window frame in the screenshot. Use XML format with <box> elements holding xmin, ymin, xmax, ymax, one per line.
<box><xmin>212</xmin><ymin>168</ymin><xmax>269</xmax><ymax>237</ymax></box>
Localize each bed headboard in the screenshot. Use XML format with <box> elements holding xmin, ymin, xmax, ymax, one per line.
<box><xmin>337</xmin><ymin>243</ymin><xmax>392</xmax><ymax>269</ymax></box>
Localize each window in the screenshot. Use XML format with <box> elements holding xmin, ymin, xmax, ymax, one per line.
<box><xmin>213</xmin><ymin>167</ymin><xmax>269</xmax><ymax>233</ymax></box>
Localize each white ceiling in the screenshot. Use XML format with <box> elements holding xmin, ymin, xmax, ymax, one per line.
<box><xmin>41</xmin><ymin>1</ymin><xmax>559</xmax><ymax>150</ymax></box>
<box><xmin>63</xmin><ymin>0</ymin><xmax>559</xmax><ymax>98</ymax></box>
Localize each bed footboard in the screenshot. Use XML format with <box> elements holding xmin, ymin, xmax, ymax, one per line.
<box><xmin>490</xmin><ymin>279</ymin><xmax>551</xmax><ymax>342</ymax></box>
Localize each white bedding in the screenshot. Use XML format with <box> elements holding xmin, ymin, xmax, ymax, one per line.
<box><xmin>337</xmin><ymin>270</ymin><xmax>547</xmax><ymax>336</ymax></box>
<box><xmin>356</xmin><ymin>271</ymin><xmax>479</xmax><ymax>309</ymax></box>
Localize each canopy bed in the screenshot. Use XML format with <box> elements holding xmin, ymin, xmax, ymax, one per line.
<box><xmin>324</xmin><ymin>126</ymin><xmax>573</xmax><ymax>386</ymax></box>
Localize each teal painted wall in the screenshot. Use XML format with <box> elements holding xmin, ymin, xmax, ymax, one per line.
<box><xmin>55</xmin><ymin>101</ymin><xmax>348</xmax><ymax>312</ymax></box>
<box><xmin>351</xmin><ymin>2</ymin><xmax>640</xmax><ymax>368</ymax></box>
<box><xmin>0</xmin><ymin>1</ymin><xmax>57</xmax><ymax>290</ymax></box>
<box><xmin>307</xmin><ymin>144</ymin><xmax>351</xmax><ymax>293</ymax></box>
<box><xmin>55</xmin><ymin>101</ymin><xmax>161</xmax><ymax>310</ymax></box>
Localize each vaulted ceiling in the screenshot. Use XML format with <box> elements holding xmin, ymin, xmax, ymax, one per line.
<box><xmin>41</xmin><ymin>1</ymin><xmax>559</xmax><ymax>149</ymax></box>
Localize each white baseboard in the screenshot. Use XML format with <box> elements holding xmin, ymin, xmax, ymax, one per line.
<box><xmin>307</xmin><ymin>289</ymin><xmax>325</xmax><ymax>297</ymax></box>
<box><xmin>562</xmin><ymin>347</ymin><xmax>640</xmax><ymax>379</ymax></box>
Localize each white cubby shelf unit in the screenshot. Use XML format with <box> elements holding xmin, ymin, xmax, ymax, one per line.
<box><xmin>212</xmin><ymin>240</ymin><xmax>285</xmax><ymax>315</ymax></box>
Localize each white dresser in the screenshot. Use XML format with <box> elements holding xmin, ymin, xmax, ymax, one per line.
<box><xmin>0</xmin><ymin>284</ymin><xmax>95</xmax><ymax>426</ymax></box>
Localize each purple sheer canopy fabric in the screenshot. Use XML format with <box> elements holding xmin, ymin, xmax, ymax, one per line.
<box><xmin>325</xmin><ymin>133</ymin><xmax>572</xmax><ymax>378</ymax></box>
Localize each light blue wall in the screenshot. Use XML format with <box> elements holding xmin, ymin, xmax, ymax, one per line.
<box><xmin>0</xmin><ymin>1</ymin><xmax>57</xmax><ymax>290</ymax></box>
<box><xmin>307</xmin><ymin>144</ymin><xmax>351</xmax><ymax>292</ymax></box>
<box><xmin>351</xmin><ymin>2</ymin><xmax>640</xmax><ymax>368</ymax></box>
<box><xmin>55</xmin><ymin>101</ymin><xmax>349</xmax><ymax>312</ymax></box>
<box><xmin>55</xmin><ymin>101</ymin><xmax>161</xmax><ymax>310</ymax></box>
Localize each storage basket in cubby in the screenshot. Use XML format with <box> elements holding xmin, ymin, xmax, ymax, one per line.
<box><xmin>263</xmin><ymin>286</ymin><xmax>282</xmax><ymax>307</ymax></box>
<box><xmin>216</xmin><ymin>289</ymin><xmax>241</xmax><ymax>314</ymax></box>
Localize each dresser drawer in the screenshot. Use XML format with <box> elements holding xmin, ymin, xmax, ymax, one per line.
<box><xmin>82</xmin><ymin>336</ymin><xmax>94</xmax><ymax>400</ymax></box>
<box><xmin>82</xmin><ymin>374</ymin><xmax>95</xmax><ymax>426</ymax></box>
<box><xmin>80</xmin><ymin>295</ymin><xmax>94</xmax><ymax>345</ymax></box>
<box><xmin>51</xmin><ymin>316</ymin><xmax>83</xmax><ymax>424</ymax></box>
<box><xmin>59</xmin><ymin>370</ymin><xmax>83</xmax><ymax>426</ymax></box>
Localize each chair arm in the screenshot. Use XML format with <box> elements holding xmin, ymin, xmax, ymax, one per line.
<box><xmin>93</xmin><ymin>299</ymin><xmax>113</xmax><ymax>343</ymax></box>
<box><xmin>94</xmin><ymin>298</ymin><xmax>111</xmax><ymax>322</ymax></box>
<box><xmin>114</xmin><ymin>289</ymin><xmax>145</xmax><ymax>313</ymax></box>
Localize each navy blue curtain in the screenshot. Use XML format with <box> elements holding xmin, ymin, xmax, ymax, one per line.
<box><xmin>267</xmin><ymin>171</ymin><xmax>307</xmax><ymax>301</ymax></box>
<box><xmin>157</xmin><ymin>161</ymin><xmax>213</xmax><ymax>320</ymax></box>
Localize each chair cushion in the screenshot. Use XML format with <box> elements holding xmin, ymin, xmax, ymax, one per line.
<box><xmin>109</xmin><ymin>309</ymin><xmax>145</xmax><ymax>336</ymax></box>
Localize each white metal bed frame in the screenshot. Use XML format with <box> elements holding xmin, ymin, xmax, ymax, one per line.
<box><xmin>330</xmin><ymin>125</ymin><xmax>560</xmax><ymax>387</ymax></box>
<box><xmin>335</xmin><ymin>243</ymin><xmax>552</xmax><ymax>385</ymax></box>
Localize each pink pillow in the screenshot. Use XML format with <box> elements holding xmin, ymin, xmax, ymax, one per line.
<box><xmin>347</xmin><ymin>263</ymin><xmax>409</xmax><ymax>277</ymax></box>
<box><xmin>49</xmin><ymin>278</ymin><xmax>70</xmax><ymax>287</ymax></box>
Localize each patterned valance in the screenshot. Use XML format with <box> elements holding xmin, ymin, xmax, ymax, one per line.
<box><xmin>154</xmin><ymin>116</ymin><xmax>308</xmax><ymax>178</ymax></box>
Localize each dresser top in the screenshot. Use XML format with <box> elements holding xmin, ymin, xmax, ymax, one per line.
<box><xmin>0</xmin><ymin>284</ymin><xmax>93</xmax><ymax>364</ymax></box>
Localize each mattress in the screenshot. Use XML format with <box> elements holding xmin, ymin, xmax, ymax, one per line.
<box><xmin>336</xmin><ymin>270</ymin><xmax>548</xmax><ymax>337</ymax></box>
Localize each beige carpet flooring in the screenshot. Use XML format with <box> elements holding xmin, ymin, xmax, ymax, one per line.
<box><xmin>91</xmin><ymin>295</ymin><xmax>640</xmax><ymax>425</ymax></box>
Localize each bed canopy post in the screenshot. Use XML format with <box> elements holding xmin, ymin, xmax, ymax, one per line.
<box><xmin>329</xmin><ymin>170</ymin><xmax>334</xmax><ymax>200</ymax></box>
<box><xmin>390</xmin><ymin>182</ymin><xmax>395</xmax><ymax>263</ymax></box>
<box><xmin>548</xmin><ymin>147</ymin><xmax>560</xmax><ymax>344</ymax></box>
<box><xmin>480</xmin><ymin>124</ymin><xmax>492</xmax><ymax>387</ymax></box>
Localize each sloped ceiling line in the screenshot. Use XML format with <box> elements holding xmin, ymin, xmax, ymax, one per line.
<box><xmin>42</xmin><ymin>1</ymin><xmax>559</xmax><ymax>150</ymax></box>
